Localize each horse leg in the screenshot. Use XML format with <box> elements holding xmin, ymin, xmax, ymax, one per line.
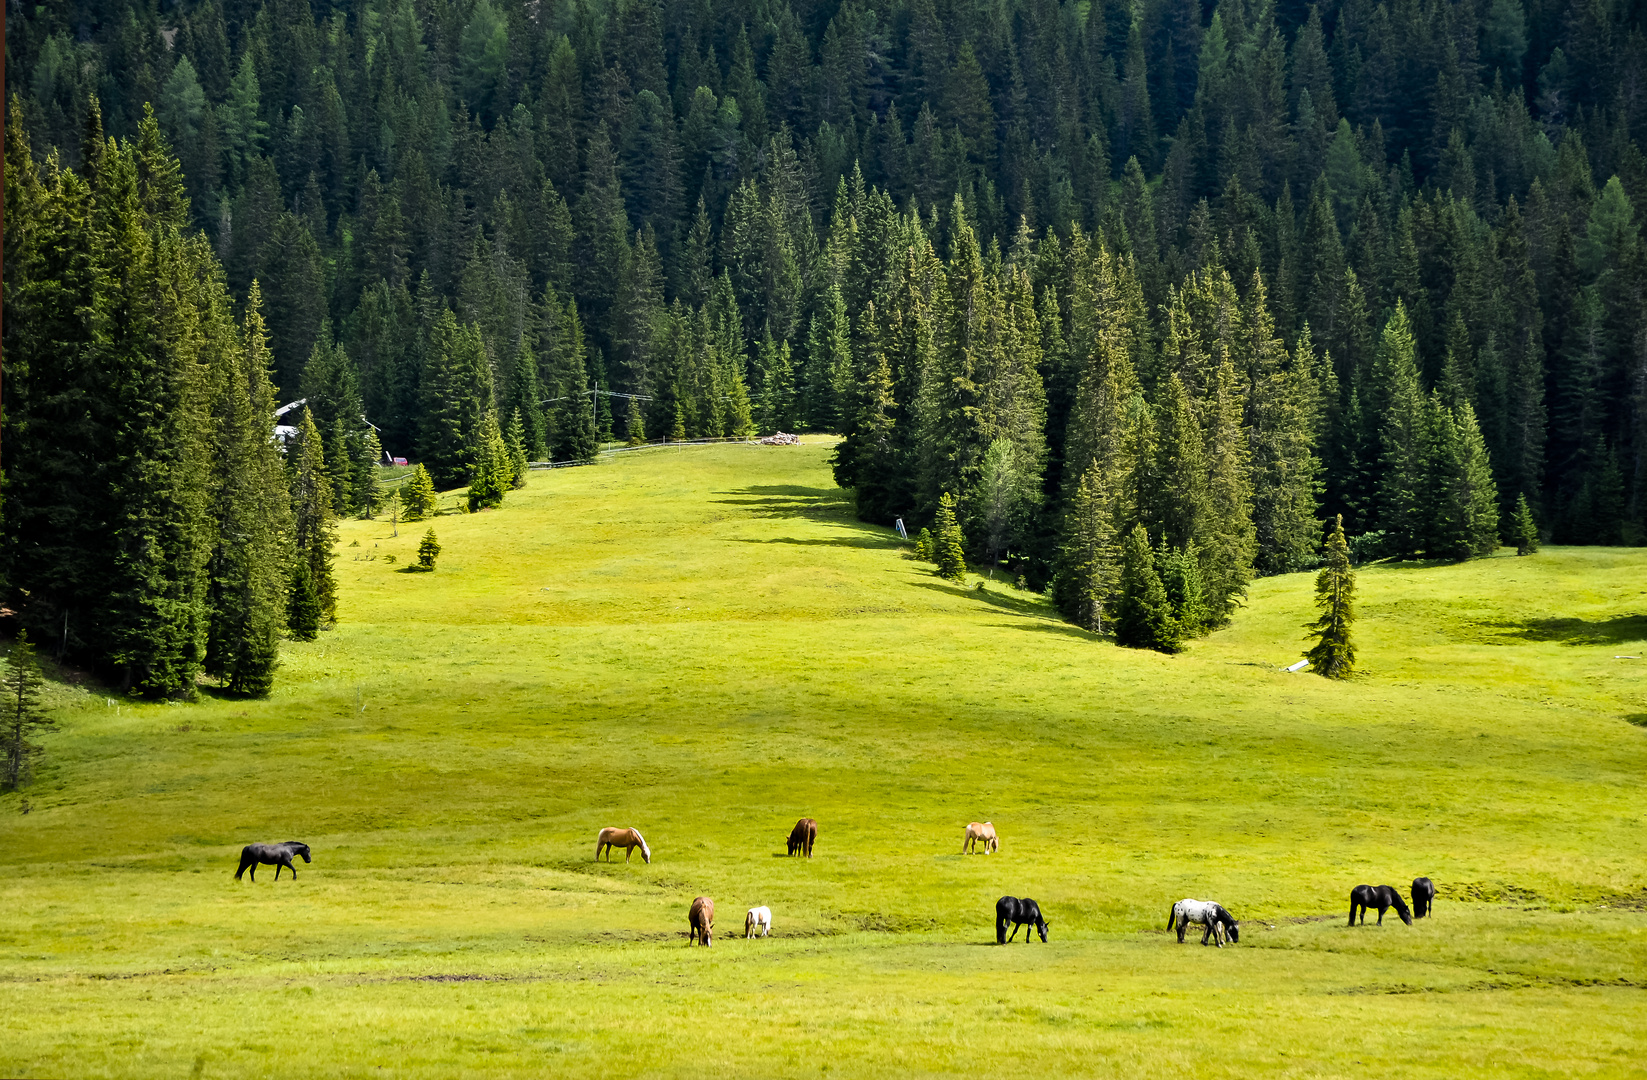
<box><xmin>1349</xmin><ymin>902</ymin><xmax>1357</xmax><ymax>926</ymax></box>
<box><xmin>1376</xmin><ymin>904</ymin><xmax>1386</xmax><ymax>925</ymax></box>
<box><xmin>274</xmin><ymin>862</ymin><xmax>283</xmax><ymax>881</ymax></box>
<box><xmin>625</xmin><ymin>846</ymin><xmax>632</xmax><ymax>862</ymax></box>
<box><xmin>1177</xmin><ymin>915</ymin><xmax>1187</xmax><ymax>944</ymax></box>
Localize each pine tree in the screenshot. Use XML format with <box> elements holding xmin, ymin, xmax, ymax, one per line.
<box><xmin>1112</xmin><ymin>524</ymin><xmax>1178</xmax><ymax>652</ymax></box>
<box><xmin>417</xmin><ymin>529</ymin><xmax>441</xmax><ymax>571</ymax></box>
<box><xmin>505</xmin><ymin>410</ymin><xmax>531</xmax><ymax>489</ymax></box>
<box><xmin>1512</xmin><ymin>492</ymin><xmax>1540</xmax><ymax>555</ymax></box>
<box><xmin>0</xmin><ymin>633</ymin><xmax>56</xmax><ymax>789</ymax></box>
<box><xmin>287</xmin><ymin>561</ymin><xmax>322</xmax><ymax>642</ymax></box>
<box><xmin>354</xmin><ymin>427</ymin><xmax>384</xmax><ymax>518</ymax></box>
<box><xmin>467</xmin><ymin>413</ymin><xmax>512</xmax><ymax>511</ymax></box>
<box><xmin>625</xmin><ymin>396</ymin><xmax>648</xmax><ymax>445</ymax></box>
<box><xmin>1158</xmin><ymin>540</ymin><xmax>1208</xmax><ymax>638</ymax></box>
<box><xmin>1304</xmin><ymin>515</ymin><xmax>1356</xmax><ymax>678</ymax></box>
<box><xmin>289</xmin><ymin>407</ymin><xmax>338</xmax><ymax>628</ymax></box>
<box><xmin>400</xmin><ymin>464</ymin><xmax>438</xmax><ymax>521</ymax></box>
<box><xmin>976</xmin><ymin>439</ymin><xmax>1027</xmax><ymax>577</ymax></box>
<box><xmin>1054</xmin><ymin>462</ymin><xmax>1118</xmax><ymax>632</ymax></box>
<box><xmin>933</xmin><ymin>492</ymin><xmax>968</xmax><ymax>582</ymax></box>
<box><xmin>913</xmin><ymin>528</ymin><xmax>935</xmax><ymax>562</ymax></box>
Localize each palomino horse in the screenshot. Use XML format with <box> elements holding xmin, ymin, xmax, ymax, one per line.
<box><xmin>1349</xmin><ymin>884</ymin><xmax>1412</xmax><ymax>926</ymax></box>
<box><xmin>595</xmin><ymin>827</ymin><xmax>651</xmax><ymax>864</ymax></box>
<box><xmin>787</xmin><ymin>818</ymin><xmax>817</xmax><ymax>857</ymax></box>
<box><xmin>235</xmin><ymin>841</ymin><xmax>311</xmax><ymax>882</ymax></box>
<box><xmin>963</xmin><ymin>821</ymin><xmax>998</xmax><ymax>854</ymax></box>
<box><xmin>1167</xmin><ymin>898</ymin><xmax>1240</xmax><ymax>946</ymax></box>
<box><xmin>689</xmin><ymin>896</ymin><xmax>714</xmax><ymax>946</ymax></box>
<box><xmin>745</xmin><ymin>906</ymin><xmax>772</xmax><ymax>938</ymax></box>
<box><xmin>1412</xmin><ymin>877</ymin><xmax>1435</xmax><ymax>919</ymax></box>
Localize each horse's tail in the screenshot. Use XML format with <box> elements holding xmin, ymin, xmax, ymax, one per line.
<box><xmin>234</xmin><ymin>848</ymin><xmax>250</xmax><ymax>880</ymax></box>
<box><xmin>1167</xmin><ymin>903</ymin><xmax>1178</xmax><ymax>930</ymax></box>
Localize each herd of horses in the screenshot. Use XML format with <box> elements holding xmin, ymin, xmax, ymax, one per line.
<box><xmin>232</xmin><ymin>826</ymin><xmax>1440</xmax><ymax>947</ymax></box>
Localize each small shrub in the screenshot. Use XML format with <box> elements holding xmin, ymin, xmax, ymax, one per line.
<box><xmin>417</xmin><ymin>529</ymin><xmax>441</xmax><ymax>571</ymax></box>
<box><xmin>912</xmin><ymin>528</ymin><xmax>934</xmax><ymax>561</ymax></box>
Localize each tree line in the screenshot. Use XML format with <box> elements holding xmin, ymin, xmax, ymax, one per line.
<box><xmin>4</xmin><ymin>0</ymin><xmax>1646</xmax><ymax>679</ymax></box>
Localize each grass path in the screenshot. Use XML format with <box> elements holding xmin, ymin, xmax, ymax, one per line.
<box><xmin>2</xmin><ymin>440</ymin><xmax>1644</xmax><ymax>1076</ymax></box>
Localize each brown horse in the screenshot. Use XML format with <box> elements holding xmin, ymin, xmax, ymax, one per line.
<box><xmin>964</xmin><ymin>821</ymin><xmax>998</xmax><ymax>854</ymax></box>
<box><xmin>595</xmin><ymin>827</ymin><xmax>651</xmax><ymax>864</ymax></box>
<box><xmin>787</xmin><ymin>818</ymin><xmax>817</xmax><ymax>857</ymax></box>
<box><xmin>689</xmin><ymin>895</ymin><xmax>714</xmax><ymax>946</ymax></box>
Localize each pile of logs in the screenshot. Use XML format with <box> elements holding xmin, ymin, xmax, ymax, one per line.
<box><xmin>759</xmin><ymin>432</ymin><xmax>801</xmax><ymax>445</ymax></box>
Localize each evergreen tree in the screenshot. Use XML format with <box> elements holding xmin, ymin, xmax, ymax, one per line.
<box><xmin>933</xmin><ymin>492</ymin><xmax>968</xmax><ymax>582</ymax></box>
<box><xmin>287</xmin><ymin>560</ymin><xmax>322</xmax><ymax>642</ymax></box>
<box><xmin>1112</xmin><ymin>524</ymin><xmax>1178</xmax><ymax>652</ymax></box>
<box><xmin>626</xmin><ymin>397</ymin><xmax>648</xmax><ymax>445</ymax></box>
<box><xmin>400</xmin><ymin>465</ymin><xmax>438</xmax><ymax>521</ymax></box>
<box><xmin>467</xmin><ymin>413</ymin><xmax>512</xmax><ymax>512</ymax></box>
<box><xmin>1054</xmin><ymin>462</ymin><xmax>1119</xmax><ymax>632</ymax></box>
<box><xmin>505</xmin><ymin>410</ymin><xmax>531</xmax><ymax>488</ymax></box>
<box><xmin>1512</xmin><ymin>492</ymin><xmax>1540</xmax><ymax>555</ymax></box>
<box><xmin>354</xmin><ymin>427</ymin><xmax>384</xmax><ymax>518</ymax></box>
<box><xmin>1304</xmin><ymin>515</ymin><xmax>1356</xmax><ymax>679</ymax></box>
<box><xmin>289</xmin><ymin>407</ymin><xmax>338</xmax><ymax>629</ymax></box>
<box><xmin>418</xmin><ymin>312</ymin><xmax>493</xmax><ymax>489</ymax></box>
<box><xmin>0</xmin><ymin>633</ymin><xmax>56</xmax><ymax>790</ymax></box>
<box><xmin>418</xmin><ymin>529</ymin><xmax>441</xmax><ymax>571</ymax></box>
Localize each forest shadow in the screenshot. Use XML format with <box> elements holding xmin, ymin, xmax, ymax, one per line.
<box><xmin>711</xmin><ymin>485</ymin><xmax>856</xmax><ymax>524</ymax></box>
<box><xmin>990</xmin><ymin>620</ymin><xmax>1098</xmax><ymax>641</ymax></box>
<box><xmin>906</xmin><ymin>579</ymin><xmax>1052</xmax><ymax>619</ymax></box>
<box><xmin>1490</xmin><ymin>614</ymin><xmax>1647</xmax><ymax>647</ymax></box>
<box><xmin>1623</xmin><ymin>714</ymin><xmax>1647</xmax><ymax>728</ymax></box>
<box><xmin>728</xmin><ymin>534</ymin><xmax>903</xmax><ymax>550</ymax></box>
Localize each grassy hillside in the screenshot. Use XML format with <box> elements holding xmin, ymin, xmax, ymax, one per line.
<box><xmin>2</xmin><ymin>440</ymin><xmax>1644</xmax><ymax>1078</ymax></box>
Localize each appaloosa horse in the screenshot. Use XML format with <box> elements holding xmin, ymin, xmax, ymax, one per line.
<box><xmin>964</xmin><ymin>821</ymin><xmax>998</xmax><ymax>854</ymax></box>
<box><xmin>689</xmin><ymin>896</ymin><xmax>714</xmax><ymax>946</ymax></box>
<box><xmin>1167</xmin><ymin>898</ymin><xmax>1240</xmax><ymax>946</ymax></box>
<box><xmin>595</xmin><ymin>827</ymin><xmax>651</xmax><ymax>864</ymax></box>
<box><xmin>235</xmin><ymin>842</ymin><xmax>311</xmax><ymax>882</ymax></box>
<box><xmin>1412</xmin><ymin>877</ymin><xmax>1435</xmax><ymax>919</ymax></box>
<box><xmin>787</xmin><ymin>818</ymin><xmax>817</xmax><ymax>858</ymax></box>
<box><xmin>996</xmin><ymin>896</ymin><xmax>1049</xmax><ymax>943</ymax></box>
<box><xmin>1349</xmin><ymin>884</ymin><xmax>1413</xmax><ymax>925</ymax></box>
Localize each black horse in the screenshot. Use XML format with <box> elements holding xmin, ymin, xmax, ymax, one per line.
<box><xmin>1349</xmin><ymin>884</ymin><xmax>1412</xmax><ymax>925</ymax></box>
<box><xmin>235</xmin><ymin>841</ymin><xmax>311</xmax><ymax>882</ymax></box>
<box><xmin>1412</xmin><ymin>877</ymin><xmax>1435</xmax><ymax>919</ymax></box>
<box><xmin>996</xmin><ymin>896</ymin><xmax>1050</xmax><ymax>943</ymax></box>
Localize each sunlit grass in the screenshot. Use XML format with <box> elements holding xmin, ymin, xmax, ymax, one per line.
<box><xmin>2</xmin><ymin>439</ymin><xmax>1644</xmax><ymax>1076</ymax></box>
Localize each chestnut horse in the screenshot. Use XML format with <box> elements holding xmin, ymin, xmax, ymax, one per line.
<box><xmin>595</xmin><ymin>827</ymin><xmax>651</xmax><ymax>864</ymax></box>
<box><xmin>689</xmin><ymin>895</ymin><xmax>714</xmax><ymax>946</ymax></box>
<box><xmin>963</xmin><ymin>821</ymin><xmax>998</xmax><ymax>854</ymax></box>
<box><xmin>787</xmin><ymin>818</ymin><xmax>817</xmax><ymax>857</ymax></box>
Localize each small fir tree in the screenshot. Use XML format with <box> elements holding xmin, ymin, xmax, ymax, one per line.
<box><xmin>383</xmin><ymin>488</ymin><xmax>401</xmax><ymax>538</ymax></box>
<box><xmin>1054</xmin><ymin>462</ymin><xmax>1117</xmax><ymax>633</ymax></box>
<box><xmin>1112</xmin><ymin>525</ymin><xmax>1179</xmax><ymax>652</ymax></box>
<box><xmin>418</xmin><ymin>528</ymin><xmax>441</xmax><ymax>571</ymax></box>
<box><xmin>290</xmin><ymin>408</ymin><xmax>339</xmax><ymax>627</ymax></box>
<box><xmin>401</xmin><ymin>464</ymin><xmax>438</xmax><ymax>520</ymax></box>
<box><xmin>1305</xmin><ymin>515</ymin><xmax>1357</xmax><ymax>678</ymax></box>
<box><xmin>913</xmin><ymin>527</ymin><xmax>934</xmax><ymax>561</ymax></box>
<box><xmin>1158</xmin><ymin>539</ymin><xmax>1208</xmax><ymax>638</ymax></box>
<box><xmin>505</xmin><ymin>409</ymin><xmax>531</xmax><ymax>488</ymax></box>
<box><xmin>287</xmin><ymin>561</ymin><xmax>322</xmax><ymax>641</ymax></box>
<box><xmin>933</xmin><ymin>492</ymin><xmax>967</xmax><ymax>582</ymax></box>
<box><xmin>626</xmin><ymin>396</ymin><xmax>647</xmax><ymax>445</ymax></box>
<box><xmin>354</xmin><ymin>426</ymin><xmax>384</xmax><ymax>518</ymax></box>
<box><xmin>1512</xmin><ymin>492</ymin><xmax>1539</xmax><ymax>555</ymax></box>
<box><xmin>467</xmin><ymin>413</ymin><xmax>512</xmax><ymax>511</ymax></box>
<box><xmin>1</xmin><ymin>632</ymin><xmax>56</xmax><ymax>790</ymax></box>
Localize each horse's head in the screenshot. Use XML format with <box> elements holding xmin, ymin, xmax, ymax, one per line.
<box><xmin>1036</xmin><ymin>920</ymin><xmax>1050</xmax><ymax>943</ymax></box>
<box><xmin>1226</xmin><ymin>921</ymin><xmax>1240</xmax><ymax>944</ymax></box>
<box><xmin>636</xmin><ymin>833</ymin><xmax>651</xmax><ymax>864</ymax></box>
<box><xmin>1394</xmin><ymin>901</ymin><xmax>1412</xmax><ymax>926</ymax></box>
<box><xmin>290</xmin><ymin>843</ymin><xmax>312</xmax><ymax>863</ymax></box>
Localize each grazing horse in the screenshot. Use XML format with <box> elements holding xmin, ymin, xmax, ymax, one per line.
<box><xmin>1349</xmin><ymin>884</ymin><xmax>1413</xmax><ymax>926</ymax></box>
<box><xmin>787</xmin><ymin>818</ymin><xmax>817</xmax><ymax>858</ymax></box>
<box><xmin>964</xmin><ymin>821</ymin><xmax>999</xmax><ymax>854</ymax></box>
<box><xmin>1412</xmin><ymin>877</ymin><xmax>1435</xmax><ymax>919</ymax></box>
<box><xmin>235</xmin><ymin>842</ymin><xmax>311</xmax><ymax>882</ymax></box>
<box><xmin>996</xmin><ymin>896</ymin><xmax>1049</xmax><ymax>943</ymax></box>
<box><xmin>595</xmin><ymin>827</ymin><xmax>651</xmax><ymax>864</ymax></box>
<box><xmin>1167</xmin><ymin>899</ymin><xmax>1240</xmax><ymax>946</ymax></box>
<box><xmin>745</xmin><ymin>906</ymin><xmax>772</xmax><ymax>938</ymax></box>
<box><xmin>689</xmin><ymin>896</ymin><xmax>714</xmax><ymax>946</ymax></box>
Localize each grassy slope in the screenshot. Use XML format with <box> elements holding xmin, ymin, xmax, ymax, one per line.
<box><xmin>1</xmin><ymin>440</ymin><xmax>1644</xmax><ymax>1078</ymax></box>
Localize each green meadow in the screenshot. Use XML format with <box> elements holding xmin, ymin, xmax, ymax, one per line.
<box><xmin>2</xmin><ymin>439</ymin><xmax>1644</xmax><ymax>1078</ymax></box>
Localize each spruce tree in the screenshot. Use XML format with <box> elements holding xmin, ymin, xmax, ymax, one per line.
<box><xmin>289</xmin><ymin>407</ymin><xmax>338</xmax><ymax>628</ymax></box>
<box><xmin>287</xmin><ymin>561</ymin><xmax>322</xmax><ymax>642</ymax></box>
<box><xmin>1512</xmin><ymin>492</ymin><xmax>1540</xmax><ymax>555</ymax></box>
<box><xmin>400</xmin><ymin>465</ymin><xmax>438</xmax><ymax>521</ymax></box>
<box><xmin>625</xmin><ymin>396</ymin><xmax>648</xmax><ymax>445</ymax></box>
<box><xmin>933</xmin><ymin>492</ymin><xmax>968</xmax><ymax>582</ymax></box>
<box><xmin>1305</xmin><ymin>515</ymin><xmax>1357</xmax><ymax>678</ymax></box>
<box><xmin>467</xmin><ymin>413</ymin><xmax>512</xmax><ymax>512</ymax></box>
<box><xmin>1</xmin><ymin>632</ymin><xmax>56</xmax><ymax>790</ymax></box>
<box><xmin>418</xmin><ymin>529</ymin><xmax>441</xmax><ymax>571</ymax></box>
<box><xmin>354</xmin><ymin>427</ymin><xmax>384</xmax><ymax>518</ymax></box>
<box><xmin>1112</xmin><ymin>524</ymin><xmax>1178</xmax><ymax>652</ymax></box>
<box><xmin>505</xmin><ymin>410</ymin><xmax>531</xmax><ymax>488</ymax></box>
<box><xmin>1054</xmin><ymin>462</ymin><xmax>1118</xmax><ymax>632</ymax></box>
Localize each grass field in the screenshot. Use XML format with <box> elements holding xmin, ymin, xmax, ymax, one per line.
<box><xmin>2</xmin><ymin>439</ymin><xmax>1645</xmax><ymax>1077</ymax></box>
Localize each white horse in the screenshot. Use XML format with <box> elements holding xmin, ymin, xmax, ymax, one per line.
<box><xmin>1167</xmin><ymin>898</ymin><xmax>1240</xmax><ymax>947</ymax></box>
<box><xmin>744</xmin><ymin>905</ymin><xmax>772</xmax><ymax>938</ymax></box>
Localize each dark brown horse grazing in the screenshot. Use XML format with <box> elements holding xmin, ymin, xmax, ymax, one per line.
<box><xmin>786</xmin><ymin>818</ymin><xmax>817</xmax><ymax>858</ymax></box>
<box><xmin>1412</xmin><ymin>877</ymin><xmax>1435</xmax><ymax>919</ymax></box>
<box><xmin>235</xmin><ymin>842</ymin><xmax>311</xmax><ymax>882</ymax></box>
<box><xmin>1349</xmin><ymin>884</ymin><xmax>1413</xmax><ymax>926</ymax></box>
<box><xmin>689</xmin><ymin>896</ymin><xmax>714</xmax><ymax>946</ymax></box>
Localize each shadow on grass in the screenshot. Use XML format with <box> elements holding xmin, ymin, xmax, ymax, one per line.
<box><xmin>1624</xmin><ymin>714</ymin><xmax>1647</xmax><ymax>728</ymax></box>
<box><xmin>906</xmin><ymin>579</ymin><xmax>1054</xmax><ymax>619</ymax></box>
<box><xmin>728</xmin><ymin>533</ymin><xmax>902</xmax><ymax>550</ymax></box>
<box><xmin>1490</xmin><ymin>614</ymin><xmax>1647</xmax><ymax>646</ymax></box>
<box><xmin>711</xmin><ymin>485</ymin><xmax>856</xmax><ymax>523</ymax></box>
<box><xmin>989</xmin><ymin>620</ymin><xmax>1099</xmax><ymax>641</ymax></box>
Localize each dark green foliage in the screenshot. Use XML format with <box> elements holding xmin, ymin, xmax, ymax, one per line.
<box><xmin>289</xmin><ymin>407</ymin><xmax>337</xmax><ymax>629</ymax></box>
<box><xmin>1305</xmin><ymin>515</ymin><xmax>1356</xmax><ymax>679</ymax></box>
<box><xmin>400</xmin><ymin>465</ymin><xmax>438</xmax><ymax>521</ymax></box>
<box><xmin>467</xmin><ymin>414</ymin><xmax>512</xmax><ymax>512</ymax></box>
<box><xmin>1112</xmin><ymin>525</ymin><xmax>1179</xmax><ymax>653</ymax></box>
<box><xmin>1</xmin><ymin>633</ymin><xmax>56</xmax><ymax>789</ymax></box>
<box><xmin>1513</xmin><ymin>493</ymin><xmax>1540</xmax><ymax>555</ymax></box>
<box><xmin>933</xmin><ymin>493</ymin><xmax>968</xmax><ymax>583</ymax></box>
<box><xmin>286</xmin><ymin>560</ymin><xmax>321</xmax><ymax>642</ymax></box>
<box><xmin>505</xmin><ymin>411</ymin><xmax>530</xmax><ymax>490</ymax></box>
<box><xmin>417</xmin><ymin>530</ymin><xmax>441</xmax><ymax>572</ymax></box>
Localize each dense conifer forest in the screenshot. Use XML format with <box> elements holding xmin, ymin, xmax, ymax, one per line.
<box><xmin>4</xmin><ymin>0</ymin><xmax>1646</xmax><ymax>689</ymax></box>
